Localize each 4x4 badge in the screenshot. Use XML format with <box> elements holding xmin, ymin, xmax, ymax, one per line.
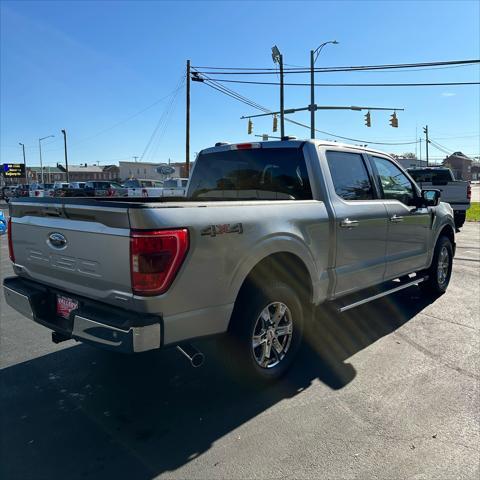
<box><xmin>201</xmin><ymin>223</ymin><xmax>243</xmax><ymax>237</ymax></box>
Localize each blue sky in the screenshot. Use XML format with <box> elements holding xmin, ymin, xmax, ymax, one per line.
<box><xmin>1</xmin><ymin>0</ymin><xmax>479</xmax><ymax>169</ymax></box>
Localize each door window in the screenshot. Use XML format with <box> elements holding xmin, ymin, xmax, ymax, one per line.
<box><xmin>372</xmin><ymin>157</ymin><xmax>415</xmax><ymax>205</ymax></box>
<box><xmin>326</xmin><ymin>151</ymin><xmax>374</xmax><ymax>200</ymax></box>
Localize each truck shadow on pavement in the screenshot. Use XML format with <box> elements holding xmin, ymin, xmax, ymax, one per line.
<box><xmin>1</xmin><ymin>286</ymin><xmax>435</xmax><ymax>479</ymax></box>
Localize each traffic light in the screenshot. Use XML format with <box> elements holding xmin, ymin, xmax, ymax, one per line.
<box><xmin>272</xmin><ymin>115</ymin><xmax>278</xmax><ymax>132</ymax></box>
<box><xmin>364</xmin><ymin>111</ymin><xmax>371</xmax><ymax>127</ymax></box>
<box><xmin>247</xmin><ymin>119</ymin><xmax>253</xmax><ymax>135</ymax></box>
<box><xmin>389</xmin><ymin>112</ymin><xmax>398</xmax><ymax>128</ymax></box>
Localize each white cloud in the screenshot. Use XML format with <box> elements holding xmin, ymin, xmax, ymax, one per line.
<box><xmin>441</xmin><ymin>92</ymin><xmax>457</xmax><ymax>97</ymax></box>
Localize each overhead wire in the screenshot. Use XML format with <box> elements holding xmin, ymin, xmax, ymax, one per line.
<box><xmin>194</xmin><ymin>69</ymin><xmax>419</xmax><ymax>146</ymax></box>
<box><xmin>192</xmin><ymin>59</ymin><xmax>480</xmax><ymax>74</ymax></box>
<box><xmin>201</xmin><ymin>79</ymin><xmax>480</xmax><ymax>87</ymax></box>
<box><xmin>140</xmin><ymin>73</ymin><xmax>186</xmax><ymax>162</ymax></box>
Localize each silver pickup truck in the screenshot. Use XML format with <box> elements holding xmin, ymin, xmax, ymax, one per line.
<box><xmin>3</xmin><ymin>140</ymin><xmax>456</xmax><ymax>381</ymax></box>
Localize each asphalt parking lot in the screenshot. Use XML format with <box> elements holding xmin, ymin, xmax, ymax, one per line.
<box><xmin>1</xmin><ymin>221</ymin><xmax>479</xmax><ymax>480</ymax></box>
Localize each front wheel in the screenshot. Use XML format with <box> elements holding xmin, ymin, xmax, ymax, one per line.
<box><xmin>420</xmin><ymin>236</ymin><xmax>453</xmax><ymax>296</ymax></box>
<box><xmin>225</xmin><ymin>282</ymin><xmax>305</xmax><ymax>382</ymax></box>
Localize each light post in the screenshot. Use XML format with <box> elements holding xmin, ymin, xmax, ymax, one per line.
<box><xmin>19</xmin><ymin>142</ymin><xmax>27</xmax><ymax>183</ymax></box>
<box><xmin>310</xmin><ymin>40</ymin><xmax>338</xmax><ymax>139</ymax></box>
<box><xmin>61</xmin><ymin>129</ymin><xmax>70</xmax><ymax>182</ymax></box>
<box><xmin>39</xmin><ymin>135</ymin><xmax>54</xmax><ymax>184</ymax></box>
<box><xmin>271</xmin><ymin>45</ymin><xmax>285</xmax><ymax>139</ymax></box>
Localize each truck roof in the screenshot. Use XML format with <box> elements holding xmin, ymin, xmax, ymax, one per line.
<box><xmin>202</xmin><ymin>138</ymin><xmax>393</xmax><ymax>158</ymax></box>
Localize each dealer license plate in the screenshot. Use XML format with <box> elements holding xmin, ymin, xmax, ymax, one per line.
<box><xmin>56</xmin><ymin>295</ymin><xmax>79</xmax><ymax>319</ymax></box>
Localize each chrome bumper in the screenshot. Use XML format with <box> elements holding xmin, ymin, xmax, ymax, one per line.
<box><xmin>3</xmin><ymin>278</ymin><xmax>161</xmax><ymax>353</ymax></box>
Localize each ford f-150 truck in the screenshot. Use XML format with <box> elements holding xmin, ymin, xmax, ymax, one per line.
<box><xmin>3</xmin><ymin>140</ymin><xmax>456</xmax><ymax>381</ymax></box>
<box><xmin>407</xmin><ymin>167</ymin><xmax>471</xmax><ymax>229</ymax></box>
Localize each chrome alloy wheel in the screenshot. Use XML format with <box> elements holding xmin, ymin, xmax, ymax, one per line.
<box><xmin>437</xmin><ymin>245</ymin><xmax>450</xmax><ymax>286</ymax></box>
<box><xmin>251</xmin><ymin>302</ymin><xmax>293</xmax><ymax>369</ymax></box>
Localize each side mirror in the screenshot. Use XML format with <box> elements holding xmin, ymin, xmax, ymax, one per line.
<box><xmin>422</xmin><ymin>189</ymin><xmax>441</xmax><ymax>207</ymax></box>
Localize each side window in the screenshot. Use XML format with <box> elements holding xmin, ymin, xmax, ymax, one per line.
<box><xmin>326</xmin><ymin>151</ymin><xmax>374</xmax><ymax>200</ymax></box>
<box><xmin>372</xmin><ymin>157</ymin><xmax>414</xmax><ymax>205</ymax></box>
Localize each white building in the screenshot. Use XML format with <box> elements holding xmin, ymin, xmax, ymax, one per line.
<box><xmin>395</xmin><ymin>158</ymin><xmax>428</xmax><ymax>170</ymax></box>
<box><xmin>119</xmin><ymin>161</ymin><xmax>183</xmax><ymax>182</ymax></box>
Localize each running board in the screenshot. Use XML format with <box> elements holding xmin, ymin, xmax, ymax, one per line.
<box><xmin>337</xmin><ymin>276</ymin><xmax>428</xmax><ymax>313</ymax></box>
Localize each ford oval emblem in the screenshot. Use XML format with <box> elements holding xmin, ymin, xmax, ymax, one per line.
<box><xmin>48</xmin><ymin>232</ymin><xmax>67</xmax><ymax>249</ymax></box>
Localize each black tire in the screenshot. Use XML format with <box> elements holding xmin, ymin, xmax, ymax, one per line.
<box><xmin>420</xmin><ymin>236</ymin><xmax>453</xmax><ymax>296</ymax></box>
<box><xmin>454</xmin><ymin>212</ymin><xmax>466</xmax><ymax>230</ymax></box>
<box><xmin>224</xmin><ymin>281</ymin><xmax>305</xmax><ymax>382</ymax></box>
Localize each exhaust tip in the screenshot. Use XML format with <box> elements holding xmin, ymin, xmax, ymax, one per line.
<box><xmin>190</xmin><ymin>352</ymin><xmax>205</xmax><ymax>368</ymax></box>
<box><xmin>176</xmin><ymin>344</ymin><xmax>205</xmax><ymax>368</ymax></box>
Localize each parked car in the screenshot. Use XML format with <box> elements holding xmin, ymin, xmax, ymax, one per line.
<box><xmin>4</xmin><ymin>140</ymin><xmax>456</xmax><ymax>382</ymax></box>
<box><xmin>162</xmin><ymin>177</ymin><xmax>188</xmax><ymax>197</ymax></box>
<box><xmin>1</xmin><ymin>185</ymin><xmax>18</xmax><ymax>202</ymax></box>
<box><xmin>124</xmin><ymin>178</ymin><xmax>166</xmax><ymax>198</ymax></box>
<box><xmin>407</xmin><ymin>167</ymin><xmax>471</xmax><ymax>229</ymax></box>
<box><xmin>68</xmin><ymin>182</ymin><xmax>85</xmax><ymax>189</ymax></box>
<box><xmin>55</xmin><ymin>181</ymin><xmax>127</xmax><ymax>197</ymax></box>
<box><xmin>0</xmin><ymin>210</ymin><xmax>6</xmax><ymax>235</ymax></box>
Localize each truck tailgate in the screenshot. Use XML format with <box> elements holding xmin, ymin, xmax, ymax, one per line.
<box><xmin>9</xmin><ymin>201</ymin><xmax>134</xmax><ymax>308</ymax></box>
<box><xmin>417</xmin><ymin>181</ymin><xmax>468</xmax><ymax>206</ymax></box>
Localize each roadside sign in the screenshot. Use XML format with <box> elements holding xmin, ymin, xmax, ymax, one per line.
<box><xmin>2</xmin><ymin>164</ymin><xmax>25</xmax><ymax>178</ymax></box>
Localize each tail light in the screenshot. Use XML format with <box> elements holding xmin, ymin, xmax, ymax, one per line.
<box><xmin>467</xmin><ymin>183</ymin><xmax>471</xmax><ymax>200</ymax></box>
<box><xmin>8</xmin><ymin>218</ymin><xmax>14</xmax><ymax>263</ymax></box>
<box><xmin>130</xmin><ymin>229</ymin><xmax>189</xmax><ymax>296</ymax></box>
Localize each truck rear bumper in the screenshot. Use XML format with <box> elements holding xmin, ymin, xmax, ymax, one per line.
<box><xmin>3</xmin><ymin>276</ymin><xmax>162</xmax><ymax>353</ymax></box>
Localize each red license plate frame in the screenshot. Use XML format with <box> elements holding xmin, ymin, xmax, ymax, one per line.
<box><xmin>56</xmin><ymin>295</ymin><xmax>79</xmax><ymax>319</ymax></box>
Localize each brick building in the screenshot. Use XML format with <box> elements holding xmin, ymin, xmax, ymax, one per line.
<box><xmin>443</xmin><ymin>152</ymin><xmax>472</xmax><ymax>181</ymax></box>
<box><xmin>26</xmin><ymin>164</ymin><xmax>120</xmax><ymax>183</ymax></box>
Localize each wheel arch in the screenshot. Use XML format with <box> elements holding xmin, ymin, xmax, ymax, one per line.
<box><xmin>228</xmin><ymin>251</ymin><xmax>314</xmax><ymax>331</ymax></box>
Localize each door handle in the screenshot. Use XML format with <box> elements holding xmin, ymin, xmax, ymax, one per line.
<box><xmin>340</xmin><ymin>218</ymin><xmax>359</xmax><ymax>228</ymax></box>
<box><xmin>390</xmin><ymin>214</ymin><xmax>404</xmax><ymax>223</ymax></box>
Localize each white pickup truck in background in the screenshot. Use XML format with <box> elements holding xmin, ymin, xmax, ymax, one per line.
<box><xmin>127</xmin><ymin>177</ymin><xmax>188</xmax><ymax>198</ymax></box>
<box><xmin>407</xmin><ymin>167</ymin><xmax>471</xmax><ymax>229</ymax></box>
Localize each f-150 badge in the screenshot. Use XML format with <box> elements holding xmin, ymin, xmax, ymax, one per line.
<box><xmin>201</xmin><ymin>223</ymin><xmax>243</xmax><ymax>237</ymax></box>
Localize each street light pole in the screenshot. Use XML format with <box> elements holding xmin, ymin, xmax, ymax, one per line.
<box><xmin>271</xmin><ymin>46</ymin><xmax>285</xmax><ymax>138</ymax></box>
<box><xmin>310</xmin><ymin>40</ymin><xmax>338</xmax><ymax>139</ymax></box>
<box><xmin>61</xmin><ymin>129</ymin><xmax>69</xmax><ymax>182</ymax></box>
<box><xmin>279</xmin><ymin>54</ymin><xmax>285</xmax><ymax>138</ymax></box>
<box><xmin>38</xmin><ymin>135</ymin><xmax>54</xmax><ymax>184</ymax></box>
<box><xmin>19</xmin><ymin>142</ymin><xmax>27</xmax><ymax>183</ymax></box>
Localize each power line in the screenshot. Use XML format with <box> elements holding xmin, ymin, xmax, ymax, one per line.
<box><xmin>140</xmin><ymin>75</ymin><xmax>185</xmax><ymax>162</ymax></box>
<box><xmin>192</xmin><ymin>59</ymin><xmax>480</xmax><ymax>74</ymax></box>
<box><xmin>196</xmin><ymin>72</ymin><xmax>419</xmax><ymax>146</ymax></box>
<box><xmin>203</xmin><ymin>78</ymin><xmax>480</xmax><ymax>87</ymax></box>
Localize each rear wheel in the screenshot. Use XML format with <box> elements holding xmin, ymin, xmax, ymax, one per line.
<box><xmin>420</xmin><ymin>236</ymin><xmax>453</xmax><ymax>296</ymax></box>
<box><xmin>454</xmin><ymin>212</ymin><xmax>466</xmax><ymax>230</ymax></box>
<box><xmin>225</xmin><ymin>282</ymin><xmax>304</xmax><ymax>382</ymax></box>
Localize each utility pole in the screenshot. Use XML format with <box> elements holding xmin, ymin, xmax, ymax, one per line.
<box><xmin>132</xmin><ymin>156</ymin><xmax>139</xmax><ymax>163</ymax></box>
<box><xmin>19</xmin><ymin>142</ymin><xmax>27</xmax><ymax>184</ymax></box>
<box><xmin>419</xmin><ymin>138</ymin><xmax>422</xmax><ymax>161</ymax></box>
<box><xmin>186</xmin><ymin>59</ymin><xmax>191</xmax><ymax>177</ymax></box>
<box><xmin>61</xmin><ymin>129</ymin><xmax>70</xmax><ymax>182</ymax></box>
<box><xmin>423</xmin><ymin>125</ymin><xmax>429</xmax><ymax>166</ymax></box>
